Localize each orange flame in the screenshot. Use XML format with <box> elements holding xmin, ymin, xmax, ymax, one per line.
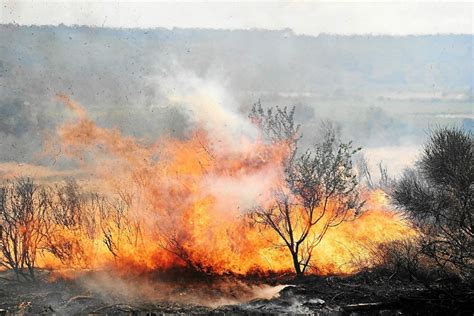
<box><xmin>37</xmin><ymin>96</ymin><xmax>415</xmax><ymax>276</ymax></box>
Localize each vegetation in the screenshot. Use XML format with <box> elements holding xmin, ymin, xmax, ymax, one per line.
<box><xmin>391</xmin><ymin>126</ymin><xmax>473</xmax><ymax>281</ymax></box>
<box><xmin>0</xmin><ymin>178</ymin><xmax>49</xmax><ymax>281</ymax></box>
<box><xmin>250</xmin><ymin>102</ymin><xmax>364</xmax><ymax>276</ymax></box>
<box><xmin>1</xmin><ymin>121</ymin><xmax>471</xmax><ymax>287</ymax></box>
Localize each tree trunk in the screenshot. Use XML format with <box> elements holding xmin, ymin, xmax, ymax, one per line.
<box><xmin>291</xmin><ymin>251</ymin><xmax>303</xmax><ymax>277</ymax></box>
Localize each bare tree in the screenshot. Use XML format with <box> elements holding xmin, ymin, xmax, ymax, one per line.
<box><xmin>250</xmin><ymin>103</ymin><xmax>364</xmax><ymax>276</ymax></box>
<box><xmin>157</xmin><ymin>225</ymin><xmax>212</xmax><ymax>273</ymax></box>
<box><xmin>0</xmin><ymin>178</ymin><xmax>50</xmax><ymax>281</ymax></box>
<box><xmin>392</xmin><ymin>127</ymin><xmax>473</xmax><ymax>280</ymax></box>
<box><xmin>357</xmin><ymin>155</ymin><xmax>394</xmax><ymax>191</ymax></box>
<box><xmin>97</xmin><ymin>191</ymin><xmax>143</xmax><ymax>261</ymax></box>
<box><xmin>45</xmin><ymin>179</ymin><xmax>96</xmax><ymax>266</ymax></box>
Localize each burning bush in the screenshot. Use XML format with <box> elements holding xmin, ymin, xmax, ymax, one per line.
<box><xmin>0</xmin><ymin>95</ymin><xmax>417</xmax><ymax>281</ymax></box>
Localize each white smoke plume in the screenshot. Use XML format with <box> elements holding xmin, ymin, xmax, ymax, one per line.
<box><xmin>153</xmin><ymin>69</ymin><xmax>259</xmax><ymax>152</ymax></box>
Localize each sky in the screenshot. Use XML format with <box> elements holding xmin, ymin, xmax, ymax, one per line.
<box><xmin>1</xmin><ymin>1</ymin><xmax>472</xmax><ymax>35</ymax></box>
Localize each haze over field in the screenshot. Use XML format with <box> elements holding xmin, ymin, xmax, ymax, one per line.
<box><xmin>0</xmin><ymin>25</ymin><xmax>472</xmax><ymax>179</ymax></box>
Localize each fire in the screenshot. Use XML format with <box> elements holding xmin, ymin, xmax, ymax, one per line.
<box><xmin>34</xmin><ymin>95</ymin><xmax>415</xmax><ymax>276</ymax></box>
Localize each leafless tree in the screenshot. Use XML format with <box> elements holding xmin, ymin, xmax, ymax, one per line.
<box><xmin>97</xmin><ymin>191</ymin><xmax>143</xmax><ymax>260</ymax></box>
<box><xmin>157</xmin><ymin>225</ymin><xmax>213</xmax><ymax>273</ymax></box>
<box><xmin>0</xmin><ymin>178</ymin><xmax>50</xmax><ymax>281</ymax></box>
<box><xmin>0</xmin><ymin>176</ymin><xmax>146</xmax><ymax>274</ymax></box>
<box><xmin>250</xmin><ymin>103</ymin><xmax>364</xmax><ymax>276</ymax></box>
<box><xmin>44</xmin><ymin>179</ymin><xmax>97</xmax><ymax>265</ymax></box>
<box><xmin>357</xmin><ymin>156</ymin><xmax>394</xmax><ymax>191</ymax></box>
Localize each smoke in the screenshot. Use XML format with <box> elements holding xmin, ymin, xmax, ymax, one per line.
<box><xmin>0</xmin><ymin>25</ymin><xmax>470</xmax><ymax>175</ymax></box>
<box><xmin>201</xmin><ymin>167</ymin><xmax>280</xmax><ymax>214</ymax></box>
<box><xmin>144</xmin><ymin>69</ymin><xmax>279</xmax><ymax>214</ymax></box>
<box><xmin>0</xmin><ymin>99</ymin><xmax>50</xmax><ymax>162</ymax></box>
<box><xmin>154</xmin><ymin>69</ymin><xmax>259</xmax><ymax>150</ymax></box>
<box><xmin>58</xmin><ymin>270</ymin><xmax>287</xmax><ymax>311</ymax></box>
<box><xmin>362</xmin><ymin>145</ymin><xmax>421</xmax><ymax>177</ymax></box>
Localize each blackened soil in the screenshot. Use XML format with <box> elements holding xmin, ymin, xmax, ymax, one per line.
<box><xmin>0</xmin><ymin>270</ymin><xmax>472</xmax><ymax>315</ymax></box>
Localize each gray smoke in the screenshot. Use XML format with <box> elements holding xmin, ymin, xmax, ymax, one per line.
<box><xmin>0</xmin><ymin>25</ymin><xmax>471</xmax><ymax>174</ymax></box>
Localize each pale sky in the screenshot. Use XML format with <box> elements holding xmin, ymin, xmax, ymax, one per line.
<box><xmin>1</xmin><ymin>1</ymin><xmax>472</xmax><ymax>35</ymax></box>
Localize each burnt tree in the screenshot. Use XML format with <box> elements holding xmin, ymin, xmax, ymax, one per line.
<box><xmin>45</xmin><ymin>179</ymin><xmax>97</xmax><ymax>266</ymax></box>
<box><xmin>0</xmin><ymin>178</ymin><xmax>50</xmax><ymax>281</ymax></box>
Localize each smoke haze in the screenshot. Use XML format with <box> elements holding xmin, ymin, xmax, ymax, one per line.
<box><xmin>0</xmin><ymin>25</ymin><xmax>472</xmax><ymax>177</ymax></box>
